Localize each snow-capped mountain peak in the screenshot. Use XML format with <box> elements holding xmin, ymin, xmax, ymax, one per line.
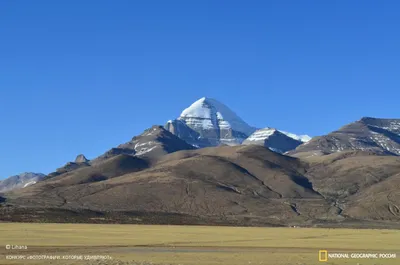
<box><xmin>165</xmin><ymin>97</ymin><xmax>312</xmax><ymax>151</ymax></box>
<box><xmin>178</xmin><ymin>97</ymin><xmax>256</xmax><ymax>136</ymax></box>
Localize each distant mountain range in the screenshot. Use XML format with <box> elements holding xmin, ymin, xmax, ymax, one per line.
<box><xmin>1</xmin><ymin>97</ymin><xmax>400</xmax><ymax>228</ymax></box>
<box><xmin>0</xmin><ymin>173</ymin><xmax>45</xmax><ymax>193</ymax></box>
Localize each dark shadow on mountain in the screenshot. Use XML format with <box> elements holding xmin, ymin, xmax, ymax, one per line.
<box><xmin>80</xmin><ymin>175</ymin><xmax>108</xmax><ymax>184</ymax></box>
<box><xmin>76</xmin><ymin>155</ymin><xmax>150</xmax><ymax>184</ymax></box>
<box><xmin>289</xmin><ymin>174</ymin><xmax>318</xmax><ymax>193</ymax></box>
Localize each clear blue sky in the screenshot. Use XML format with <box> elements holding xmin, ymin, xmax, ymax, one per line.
<box><xmin>1</xmin><ymin>0</ymin><xmax>399</xmax><ymax>178</ymax></box>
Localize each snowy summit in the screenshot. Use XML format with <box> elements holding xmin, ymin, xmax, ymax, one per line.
<box><xmin>178</xmin><ymin>97</ymin><xmax>256</xmax><ymax>137</ymax></box>
<box><xmin>165</xmin><ymin>97</ymin><xmax>312</xmax><ymax>151</ymax></box>
<box><xmin>165</xmin><ymin>97</ymin><xmax>256</xmax><ymax>147</ymax></box>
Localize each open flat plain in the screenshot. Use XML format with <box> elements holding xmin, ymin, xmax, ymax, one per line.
<box><xmin>0</xmin><ymin>223</ymin><xmax>399</xmax><ymax>265</ymax></box>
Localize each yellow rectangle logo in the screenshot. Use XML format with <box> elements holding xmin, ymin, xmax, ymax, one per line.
<box><xmin>319</xmin><ymin>250</ymin><xmax>328</xmax><ymax>262</ymax></box>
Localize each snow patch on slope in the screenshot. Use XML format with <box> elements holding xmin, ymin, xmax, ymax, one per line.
<box><xmin>246</xmin><ymin>128</ymin><xmax>312</xmax><ymax>143</ymax></box>
<box><xmin>135</xmin><ymin>146</ymin><xmax>158</xmax><ymax>156</ymax></box>
<box><xmin>245</xmin><ymin>128</ymin><xmax>276</xmax><ymax>141</ymax></box>
<box><xmin>23</xmin><ymin>181</ymin><xmax>37</xmax><ymax>188</ymax></box>
<box><xmin>278</xmin><ymin>130</ymin><xmax>312</xmax><ymax>143</ymax></box>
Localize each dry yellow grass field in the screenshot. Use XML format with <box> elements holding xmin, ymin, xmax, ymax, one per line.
<box><xmin>0</xmin><ymin>223</ymin><xmax>399</xmax><ymax>265</ymax></box>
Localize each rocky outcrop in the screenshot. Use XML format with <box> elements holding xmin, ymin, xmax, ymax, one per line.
<box><xmin>75</xmin><ymin>154</ymin><xmax>89</xmax><ymax>163</ymax></box>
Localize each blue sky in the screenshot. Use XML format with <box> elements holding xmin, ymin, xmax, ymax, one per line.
<box><xmin>1</xmin><ymin>0</ymin><xmax>399</xmax><ymax>178</ymax></box>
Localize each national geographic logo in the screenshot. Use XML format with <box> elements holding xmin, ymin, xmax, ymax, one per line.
<box><xmin>319</xmin><ymin>250</ymin><xmax>328</xmax><ymax>262</ymax></box>
<box><xmin>319</xmin><ymin>250</ymin><xmax>397</xmax><ymax>262</ymax></box>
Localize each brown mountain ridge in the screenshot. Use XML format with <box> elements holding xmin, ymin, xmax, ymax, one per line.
<box><xmin>2</xmin><ymin>125</ymin><xmax>400</xmax><ymax>228</ymax></box>
<box><xmin>2</xmin><ymin>113</ymin><xmax>400</xmax><ymax>228</ymax></box>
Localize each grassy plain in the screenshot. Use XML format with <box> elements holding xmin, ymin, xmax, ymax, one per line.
<box><xmin>0</xmin><ymin>223</ymin><xmax>399</xmax><ymax>265</ymax></box>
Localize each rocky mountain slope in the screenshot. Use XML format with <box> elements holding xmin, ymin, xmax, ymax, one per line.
<box><xmin>91</xmin><ymin>125</ymin><xmax>196</xmax><ymax>165</ymax></box>
<box><xmin>46</xmin><ymin>154</ymin><xmax>91</xmax><ymax>179</ymax></box>
<box><xmin>40</xmin><ymin>126</ymin><xmax>196</xmax><ymax>183</ymax></box>
<box><xmin>2</xmin><ymin>145</ymin><xmax>328</xmax><ymax>226</ymax></box>
<box><xmin>290</xmin><ymin>117</ymin><xmax>400</xmax><ymax>157</ymax></box>
<box><xmin>301</xmin><ymin>150</ymin><xmax>400</xmax><ymax>221</ymax></box>
<box><xmin>3</xmin><ymin>145</ymin><xmax>400</xmax><ymax>227</ymax></box>
<box><xmin>0</xmin><ymin>173</ymin><xmax>45</xmax><ymax>193</ymax></box>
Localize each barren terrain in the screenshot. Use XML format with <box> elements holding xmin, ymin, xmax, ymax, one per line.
<box><xmin>0</xmin><ymin>223</ymin><xmax>399</xmax><ymax>265</ymax></box>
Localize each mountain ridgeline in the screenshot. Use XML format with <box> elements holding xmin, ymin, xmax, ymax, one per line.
<box><xmin>289</xmin><ymin>117</ymin><xmax>400</xmax><ymax>157</ymax></box>
<box><xmin>1</xmin><ymin>98</ymin><xmax>400</xmax><ymax>228</ymax></box>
